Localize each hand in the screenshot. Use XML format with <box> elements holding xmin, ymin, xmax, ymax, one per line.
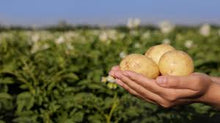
<box><xmin>109</xmin><ymin>66</ymin><xmax>215</xmax><ymax>108</ymax></box>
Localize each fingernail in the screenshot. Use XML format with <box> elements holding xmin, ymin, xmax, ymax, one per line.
<box><xmin>156</xmin><ymin>77</ymin><xmax>167</xmax><ymax>85</ymax></box>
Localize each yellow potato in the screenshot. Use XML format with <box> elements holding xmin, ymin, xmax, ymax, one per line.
<box><xmin>145</xmin><ymin>44</ymin><xmax>175</xmax><ymax>64</ymax></box>
<box><xmin>159</xmin><ymin>50</ymin><xmax>194</xmax><ymax>76</ymax></box>
<box><xmin>120</xmin><ymin>54</ymin><xmax>159</xmax><ymax>79</ymax></box>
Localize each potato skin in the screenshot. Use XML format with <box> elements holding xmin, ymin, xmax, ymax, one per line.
<box><xmin>159</xmin><ymin>50</ymin><xmax>194</xmax><ymax>76</ymax></box>
<box><xmin>145</xmin><ymin>44</ymin><xmax>175</xmax><ymax>64</ymax></box>
<box><xmin>120</xmin><ymin>54</ymin><xmax>159</xmax><ymax>79</ymax></box>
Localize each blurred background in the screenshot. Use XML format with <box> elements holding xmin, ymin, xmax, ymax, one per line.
<box><xmin>1</xmin><ymin>1</ymin><xmax>220</xmax><ymax>123</ymax></box>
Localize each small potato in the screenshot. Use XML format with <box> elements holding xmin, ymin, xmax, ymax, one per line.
<box><xmin>145</xmin><ymin>44</ymin><xmax>175</xmax><ymax>64</ymax></box>
<box><xmin>159</xmin><ymin>50</ymin><xmax>194</xmax><ymax>76</ymax></box>
<box><xmin>120</xmin><ymin>54</ymin><xmax>159</xmax><ymax>79</ymax></box>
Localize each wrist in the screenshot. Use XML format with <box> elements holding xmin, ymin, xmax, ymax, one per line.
<box><xmin>198</xmin><ymin>82</ymin><xmax>220</xmax><ymax>109</ymax></box>
<box><xmin>211</xmin><ymin>76</ymin><xmax>220</xmax><ymax>84</ymax></box>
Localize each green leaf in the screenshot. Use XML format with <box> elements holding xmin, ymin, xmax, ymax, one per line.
<box><xmin>88</xmin><ymin>114</ymin><xmax>103</xmax><ymax>123</ymax></box>
<box><xmin>0</xmin><ymin>78</ymin><xmax>14</xmax><ymax>84</ymax></box>
<box><xmin>16</xmin><ymin>92</ymin><xmax>34</xmax><ymax>113</ymax></box>
<box><xmin>0</xmin><ymin>93</ymin><xmax>12</xmax><ymax>99</ymax></box>
<box><xmin>61</xmin><ymin>73</ymin><xmax>79</xmax><ymax>81</ymax></box>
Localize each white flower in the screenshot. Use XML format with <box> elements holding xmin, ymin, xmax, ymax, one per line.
<box><xmin>127</xmin><ymin>18</ymin><xmax>134</xmax><ymax>29</ymax></box>
<box><xmin>133</xmin><ymin>18</ymin><xmax>141</xmax><ymax>27</ymax></box>
<box><xmin>101</xmin><ymin>75</ymin><xmax>116</xmax><ymax>83</ymax></box>
<box><xmin>66</xmin><ymin>43</ymin><xmax>74</xmax><ymax>50</ymax></box>
<box><xmin>199</xmin><ymin>24</ymin><xmax>210</xmax><ymax>36</ymax></box>
<box><xmin>127</xmin><ymin>18</ymin><xmax>141</xmax><ymax>29</ymax></box>
<box><xmin>99</xmin><ymin>31</ymin><xmax>108</xmax><ymax>42</ymax></box>
<box><xmin>119</xmin><ymin>51</ymin><xmax>127</xmax><ymax>59</ymax></box>
<box><xmin>31</xmin><ymin>43</ymin><xmax>40</xmax><ymax>54</ymax></box>
<box><xmin>141</xmin><ymin>31</ymin><xmax>150</xmax><ymax>39</ymax></box>
<box><xmin>106</xmin><ymin>76</ymin><xmax>116</xmax><ymax>83</ymax></box>
<box><xmin>31</xmin><ymin>43</ymin><xmax>49</xmax><ymax>54</ymax></box>
<box><xmin>101</xmin><ymin>76</ymin><xmax>107</xmax><ymax>83</ymax></box>
<box><xmin>31</xmin><ymin>33</ymin><xmax>40</xmax><ymax>43</ymax></box>
<box><xmin>184</xmin><ymin>40</ymin><xmax>194</xmax><ymax>48</ymax></box>
<box><xmin>162</xmin><ymin>38</ymin><xmax>171</xmax><ymax>44</ymax></box>
<box><xmin>55</xmin><ymin>36</ymin><xmax>65</xmax><ymax>44</ymax></box>
<box><xmin>42</xmin><ymin>44</ymin><xmax>49</xmax><ymax>50</ymax></box>
<box><xmin>134</xmin><ymin>43</ymin><xmax>141</xmax><ymax>48</ymax></box>
<box><xmin>159</xmin><ymin>21</ymin><xmax>175</xmax><ymax>34</ymax></box>
<box><xmin>99</xmin><ymin>30</ymin><xmax>118</xmax><ymax>42</ymax></box>
<box><xmin>107</xmin><ymin>29</ymin><xmax>117</xmax><ymax>40</ymax></box>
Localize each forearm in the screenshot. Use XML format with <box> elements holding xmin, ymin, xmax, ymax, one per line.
<box><xmin>211</xmin><ymin>76</ymin><xmax>220</xmax><ymax>84</ymax></box>
<box><xmin>200</xmin><ymin>83</ymin><xmax>220</xmax><ymax>109</ymax></box>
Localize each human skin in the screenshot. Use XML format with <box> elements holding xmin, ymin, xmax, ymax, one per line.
<box><xmin>109</xmin><ymin>66</ymin><xmax>220</xmax><ymax>109</ymax></box>
<box><xmin>211</xmin><ymin>76</ymin><xmax>220</xmax><ymax>84</ymax></box>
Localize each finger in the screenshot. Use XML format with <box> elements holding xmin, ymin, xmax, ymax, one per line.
<box><xmin>115</xmin><ymin>79</ymin><xmax>155</xmax><ymax>104</ymax></box>
<box><xmin>116</xmin><ymin>72</ymin><xmax>194</xmax><ymax>108</ymax></box>
<box><xmin>109</xmin><ymin>70</ymin><xmax>116</xmax><ymax>77</ymax></box>
<box><xmin>109</xmin><ymin>70</ymin><xmax>120</xmax><ymax>78</ymax></box>
<box><xmin>109</xmin><ymin>66</ymin><xmax>120</xmax><ymax>77</ymax></box>
<box><xmin>115</xmin><ymin>71</ymin><xmax>164</xmax><ymax>104</ymax></box>
<box><xmin>160</xmin><ymin>98</ymin><xmax>192</xmax><ymax>108</ymax></box>
<box><xmin>161</xmin><ymin>88</ymin><xmax>198</xmax><ymax>102</ymax></box>
<box><xmin>156</xmin><ymin>75</ymin><xmax>202</xmax><ymax>90</ymax></box>
<box><xmin>121</xmin><ymin>71</ymin><xmax>199</xmax><ymax>101</ymax></box>
<box><xmin>122</xmin><ymin>71</ymin><xmax>162</xmax><ymax>94</ymax></box>
<box><xmin>172</xmin><ymin>98</ymin><xmax>192</xmax><ymax>107</ymax></box>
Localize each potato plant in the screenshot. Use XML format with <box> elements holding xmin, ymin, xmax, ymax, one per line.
<box><xmin>0</xmin><ymin>26</ymin><xmax>220</xmax><ymax>123</ymax></box>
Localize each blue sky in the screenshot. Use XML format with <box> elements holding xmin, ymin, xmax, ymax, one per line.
<box><xmin>0</xmin><ymin>0</ymin><xmax>220</xmax><ymax>26</ymax></box>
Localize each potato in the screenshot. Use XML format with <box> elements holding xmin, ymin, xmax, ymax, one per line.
<box><xmin>159</xmin><ymin>50</ymin><xmax>194</xmax><ymax>76</ymax></box>
<box><xmin>120</xmin><ymin>54</ymin><xmax>159</xmax><ymax>79</ymax></box>
<box><xmin>145</xmin><ymin>44</ymin><xmax>175</xmax><ymax>64</ymax></box>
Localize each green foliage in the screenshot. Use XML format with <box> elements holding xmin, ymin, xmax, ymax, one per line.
<box><xmin>0</xmin><ymin>26</ymin><xmax>220</xmax><ymax>122</ymax></box>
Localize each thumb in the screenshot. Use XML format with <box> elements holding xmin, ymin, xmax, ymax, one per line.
<box><xmin>156</xmin><ymin>75</ymin><xmax>199</xmax><ymax>90</ymax></box>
